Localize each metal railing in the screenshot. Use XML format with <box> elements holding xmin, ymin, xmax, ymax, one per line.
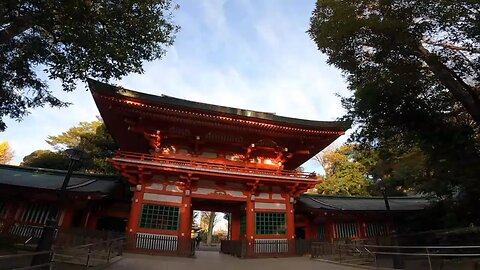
<box><xmin>0</xmin><ymin>251</ymin><xmax>53</xmax><ymax>270</ymax></box>
<box><xmin>311</xmin><ymin>242</ymin><xmax>480</xmax><ymax>270</ymax></box>
<box><xmin>112</xmin><ymin>151</ymin><xmax>317</xmax><ymax>181</ymax></box>
<box><xmin>0</xmin><ymin>236</ymin><xmax>125</xmax><ymax>269</ymax></box>
<box><xmin>54</xmin><ymin>236</ymin><xmax>125</xmax><ymax>268</ymax></box>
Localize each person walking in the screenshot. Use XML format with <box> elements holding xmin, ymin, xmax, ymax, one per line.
<box><xmin>195</xmin><ymin>234</ymin><xmax>202</xmax><ymax>249</ymax></box>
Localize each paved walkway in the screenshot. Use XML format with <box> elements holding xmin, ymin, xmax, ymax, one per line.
<box><xmin>105</xmin><ymin>251</ymin><xmax>359</xmax><ymax>270</ymax></box>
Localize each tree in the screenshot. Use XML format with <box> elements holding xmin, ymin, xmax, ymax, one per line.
<box><xmin>309</xmin><ymin>0</ymin><xmax>480</xmax><ymax>225</ymax></box>
<box><xmin>47</xmin><ymin>120</ymin><xmax>102</xmax><ymax>150</ymax></box>
<box><xmin>22</xmin><ymin>119</ymin><xmax>118</xmax><ymax>173</ymax></box>
<box><xmin>0</xmin><ymin>0</ymin><xmax>179</xmax><ymax>131</ymax></box>
<box><xmin>309</xmin><ymin>0</ymin><xmax>480</xmax><ymax>125</ymax></box>
<box><xmin>314</xmin><ymin>145</ymin><xmax>374</xmax><ymax>196</ymax></box>
<box><xmin>200</xmin><ymin>211</ymin><xmax>218</xmax><ymax>245</ymax></box>
<box><xmin>21</xmin><ymin>149</ymin><xmax>69</xmax><ymax>169</ymax></box>
<box><xmin>0</xmin><ymin>141</ymin><xmax>14</xmax><ymax>164</ymax></box>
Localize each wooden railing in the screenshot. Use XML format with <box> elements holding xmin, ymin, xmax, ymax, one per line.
<box><xmin>113</xmin><ymin>151</ymin><xmax>317</xmax><ymax>181</ymax></box>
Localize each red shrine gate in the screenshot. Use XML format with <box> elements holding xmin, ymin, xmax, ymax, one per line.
<box><xmin>89</xmin><ymin>79</ymin><xmax>348</xmax><ymax>257</ymax></box>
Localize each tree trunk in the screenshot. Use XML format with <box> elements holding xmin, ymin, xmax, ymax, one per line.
<box><xmin>416</xmin><ymin>44</ymin><xmax>480</xmax><ymax>126</ymax></box>
<box><xmin>206</xmin><ymin>211</ymin><xmax>215</xmax><ymax>245</ymax></box>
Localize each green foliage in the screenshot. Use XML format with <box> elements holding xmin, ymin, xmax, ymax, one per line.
<box><xmin>0</xmin><ymin>0</ymin><xmax>179</xmax><ymax>131</ymax></box>
<box><xmin>309</xmin><ymin>0</ymin><xmax>480</xmax><ymax>124</ymax></box>
<box><xmin>76</xmin><ymin>122</ymin><xmax>118</xmax><ymax>174</ymax></box>
<box><xmin>21</xmin><ymin>150</ymin><xmax>70</xmax><ymax>169</ymax></box>
<box><xmin>22</xmin><ymin>119</ymin><xmax>117</xmax><ymax>173</ymax></box>
<box><xmin>309</xmin><ymin>0</ymin><xmax>480</xmax><ymax>225</ymax></box>
<box><xmin>47</xmin><ymin>120</ymin><xmax>102</xmax><ymax>150</ymax></box>
<box><xmin>315</xmin><ymin>145</ymin><xmax>374</xmax><ymax>196</ymax></box>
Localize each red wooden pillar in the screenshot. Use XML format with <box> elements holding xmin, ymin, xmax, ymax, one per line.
<box><xmin>59</xmin><ymin>208</ymin><xmax>74</xmax><ymax>229</ymax></box>
<box><xmin>246</xmin><ymin>194</ymin><xmax>255</xmax><ymax>256</ymax></box>
<box><xmin>304</xmin><ymin>216</ymin><xmax>314</xmax><ymax>240</ymax></box>
<box><xmin>286</xmin><ymin>195</ymin><xmax>295</xmax><ymax>241</ymax></box>
<box><xmin>326</xmin><ymin>219</ymin><xmax>336</xmax><ymax>242</ymax></box>
<box><xmin>127</xmin><ymin>186</ymin><xmax>143</xmax><ymax>235</ymax></box>
<box><xmin>231</xmin><ymin>211</ymin><xmax>241</xmax><ymax>240</ymax></box>
<box><xmin>358</xmin><ymin>220</ymin><xmax>367</xmax><ymax>239</ymax></box>
<box><xmin>179</xmin><ymin>190</ymin><xmax>192</xmax><ymax>238</ymax></box>
<box><xmin>246</xmin><ymin>195</ymin><xmax>255</xmax><ymax>240</ymax></box>
<box><xmin>86</xmin><ymin>210</ymin><xmax>99</xmax><ymax>230</ymax></box>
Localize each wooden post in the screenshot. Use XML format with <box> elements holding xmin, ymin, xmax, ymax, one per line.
<box><xmin>286</xmin><ymin>194</ymin><xmax>295</xmax><ymax>255</ymax></box>
<box><xmin>286</xmin><ymin>195</ymin><xmax>295</xmax><ymax>241</ymax></box>
<box><xmin>179</xmin><ymin>190</ymin><xmax>192</xmax><ymax>238</ymax></box>
<box><xmin>127</xmin><ymin>186</ymin><xmax>143</xmax><ymax>236</ymax></box>
<box><xmin>59</xmin><ymin>207</ymin><xmax>74</xmax><ymax>229</ymax></box>
<box><xmin>246</xmin><ymin>194</ymin><xmax>255</xmax><ymax>256</ymax></box>
<box><xmin>326</xmin><ymin>219</ymin><xmax>335</xmax><ymax>242</ymax></box>
<box><xmin>178</xmin><ymin>189</ymin><xmax>192</xmax><ymax>256</ymax></box>
<box><xmin>357</xmin><ymin>220</ymin><xmax>366</xmax><ymax>239</ymax></box>
<box><xmin>304</xmin><ymin>216</ymin><xmax>313</xmax><ymax>240</ymax></box>
<box><xmin>86</xmin><ymin>206</ymin><xmax>99</xmax><ymax>230</ymax></box>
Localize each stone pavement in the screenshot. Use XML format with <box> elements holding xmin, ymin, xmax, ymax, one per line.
<box><xmin>105</xmin><ymin>251</ymin><xmax>359</xmax><ymax>270</ymax></box>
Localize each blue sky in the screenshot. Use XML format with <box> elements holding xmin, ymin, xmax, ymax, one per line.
<box><xmin>1</xmin><ymin>0</ymin><xmax>349</xmax><ymax>172</ymax></box>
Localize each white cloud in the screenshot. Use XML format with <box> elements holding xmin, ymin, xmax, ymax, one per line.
<box><xmin>1</xmin><ymin>1</ymin><xmax>350</xmax><ymax>167</ymax></box>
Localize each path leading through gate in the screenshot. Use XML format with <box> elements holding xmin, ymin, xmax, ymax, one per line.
<box><xmin>105</xmin><ymin>251</ymin><xmax>358</xmax><ymax>270</ymax></box>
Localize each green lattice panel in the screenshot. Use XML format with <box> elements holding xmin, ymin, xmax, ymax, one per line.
<box><xmin>255</xmin><ymin>212</ymin><xmax>286</xmax><ymax>235</ymax></box>
<box><xmin>139</xmin><ymin>204</ymin><xmax>180</xmax><ymax>231</ymax></box>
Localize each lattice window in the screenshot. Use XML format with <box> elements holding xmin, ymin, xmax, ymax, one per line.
<box><xmin>366</xmin><ymin>222</ymin><xmax>387</xmax><ymax>237</ymax></box>
<box><xmin>336</xmin><ymin>223</ymin><xmax>358</xmax><ymax>239</ymax></box>
<box><xmin>255</xmin><ymin>212</ymin><xmax>286</xmax><ymax>235</ymax></box>
<box><xmin>317</xmin><ymin>224</ymin><xmax>326</xmax><ymax>240</ymax></box>
<box><xmin>139</xmin><ymin>204</ymin><xmax>180</xmax><ymax>231</ymax></box>
<box><xmin>21</xmin><ymin>204</ymin><xmax>57</xmax><ymax>225</ymax></box>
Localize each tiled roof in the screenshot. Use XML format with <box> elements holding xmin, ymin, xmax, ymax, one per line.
<box><xmin>299</xmin><ymin>194</ymin><xmax>430</xmax><ymax>211</ymax></box>
<box><xmin>0</xmin><ymin>164</ymin><xmax>120</xmax><ymax>194</ymax></box>
<box><xmin>88</xmin><ymin>79</ymin><xmax>350</xmax><ymax>131</ymax></box>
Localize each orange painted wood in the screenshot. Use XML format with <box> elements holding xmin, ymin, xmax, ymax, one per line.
<box><xmin>60</xmin><ymin>208</ymin><xmax>74</xmax><ymax>228</ymax></box>
<box><xmin>246</xmin><ymin>195</ymin><xmax>255</xmax><ymax>241</ymax></box>
<box><xmin>231</xmin><ymin>211</ymin><xmax>241</xmax><ymax>240</ymax></box>
<box><xmin>190</xmin><ymin>193</ymin><xmax>246</xmax><ymax>201</ymax></box>
<box><xmin>127</xmin><ymin>190</ymin><xmax>143</xmax><ymax>234</ymax></box>
<box><xmin>358</xmin><ymin>220</ymin><xmax>367</xmax><ymax>239</ymax></box>
<box><xmin>253</xmin><ymin>234</ymin><xmax>288</xmax><ymax>239</ymax></box>
<box><xmin>136</xmin><ymin>228</ymin><xmax>179</xmax><ymax>235</ymax></box>
<box><xmin>178</xmin><ymin>192</ymin><xmax>192</xmax><ymax>240</ymax></box>
<box><xmin>286</xmin><ymin>196</ymin><xmax>295</xmax><ymax>240</ymax></box>
<box><xmin>86</xmin><ymin>211</ymin><xmax>99</xmax><ymax>230</ymax></box>
<box><xmin>326</xmin><ymin>220</ymin><xmax>335</xmax><ymax>242</ymax></box>
<box><xmin>304</xmin><ymin>217</ymin><xmax>314</xmax><ymax>240</ymax></box>
<box><xmin>253</xmin><ymin>208</ymin><xmax>287</xmax><ymax>213</ymax></box>
<box><xmin>141</xmin><ymin>199</ymin><xmax>182</xmax><ymax>207</ymax></box>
